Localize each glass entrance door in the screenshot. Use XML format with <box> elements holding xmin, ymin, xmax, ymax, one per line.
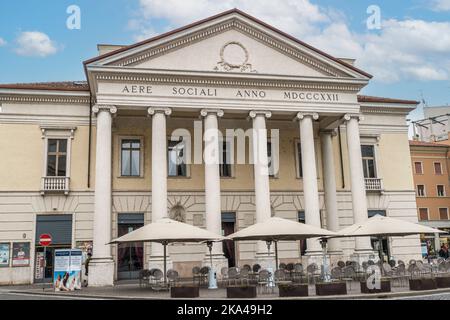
<box><xmin>117</xmin><ymin>223</ymin><xmax>144</xmax><ymax>280</ymax></box>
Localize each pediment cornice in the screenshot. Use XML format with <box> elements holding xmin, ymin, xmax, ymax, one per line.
<box><xmin>98</xmin><ymin>18</ymin><xmax>362</xmax><ymax>79</ymax></box>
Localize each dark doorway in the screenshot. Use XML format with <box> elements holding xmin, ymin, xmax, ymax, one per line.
<box><xmin>222</xmin><ymin>212</ymin><xmax>236</xmax><ymax>268</ymax></box>
<box><xmin>34</xmin><ymin>215</ymin><xmax>72</xmax><ymax>283</ymax></box>
<box><xmin>117</xmin><ymin>214</ymin><xmax>144</xmax><ymax>280</ymax></box>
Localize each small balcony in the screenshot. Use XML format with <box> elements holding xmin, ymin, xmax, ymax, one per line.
<box><xmin>41</xmin><ymin>176</ymin><xmax>70</xmax><ymax>195</ymax></box>
<box><xmin>365</xmin><ymin>178</ymin><xmax>383</xmax><ymax>192</ymax></box>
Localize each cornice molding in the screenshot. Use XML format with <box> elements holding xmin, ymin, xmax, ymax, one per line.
<box><xmin>95</xmin><ymin>73</ymin><xmax>363</xmax><ymax>92</ymax></box>
<box><xmin>0</xmin><ymin>95</ymin><xmax>90</xmax><ymax>105</ymax></box>
<box><xmin>107</xmin><ymin>19</ymin><xmax>351</xmax><ymax>78</ymax></box>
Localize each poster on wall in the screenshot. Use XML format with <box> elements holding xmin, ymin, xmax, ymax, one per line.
<box><xmin>35</xmin><ymin>252</ymin><xmax>45</xmax><ymax>279</ymax></box>
<box><xmin>12</xmin><ymin>242</ymin><xmax>30</xmax><ymax>266</ymax></box>
<box><xmin>54</xmin><ymin>249</ymin><xmax>82</xmax><ymax>291</ymax></box>
<box><xmin>0</xmin><ymin>243</ymin><xmax>10</xmax><ymax>267</ymax></box>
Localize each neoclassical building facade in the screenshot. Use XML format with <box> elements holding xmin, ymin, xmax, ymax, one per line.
<box><xmin>0</xmin><ymin>9</ymin><xmax>422</xmax><ymax>286</ymax></box>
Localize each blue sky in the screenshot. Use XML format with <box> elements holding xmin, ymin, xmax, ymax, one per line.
<box><xmin>0</xmin><ymin>0</ymin><xmax>449</xmax><ymax>117</ymax></box>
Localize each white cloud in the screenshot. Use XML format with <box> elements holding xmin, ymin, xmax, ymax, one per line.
<box><xmin>0</xmin><ymin>37</ymin><xmax>6</xmax><ymax>46</ymax></box>
<box><xmin>15</xmin><ymin>31</ymin><xmax>59</xmax><ymax>57</ymax></box>
<box><xmin>431</xmin><ymin>0</ymin><xmax>450</xmax><ymax>11</ymax></box>
<box><xmin>130</xmin><ymin>0</ymin><xmax>450</xmax><ymax>83</ymax></box>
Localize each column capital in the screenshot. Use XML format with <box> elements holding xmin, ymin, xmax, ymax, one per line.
<box><xmin>147</xmin><ymin>107</ymin><xmax>172</xmax><ymax>116</ymax></box>
<box><xmin>343</xmin><ymin>113</ymin><xmax>364</xmax><ymax>122</ymax></box>
<box><xmin>92</xmin><ymin>105</ymin><xmax>117</xmax><ymax>115</ymax></box>
<box><xmin>249</xmin><ymin>110</ymin><xmax>272</xmax><ymax>119</ymax></box>
<box><xmin>320</xmin><ymin>128</ymin><xmax>338</xmax><ymax>137</ymax></box>
<box><xmin>200</xmin><ymin>109</ymin><xmax>224</xmax><ymax>118</ymax></box>
<box><xmin>296</xmin><ymin>112</ymin><xmax>319</xmax><ymax>121</ymax></box>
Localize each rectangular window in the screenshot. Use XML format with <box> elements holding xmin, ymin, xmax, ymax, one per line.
<box><xmin>434</xmin><ymin>162</ymin><xmax>443</xmax><ymax>175</ymax></box>
<box><xmin>417</xmin><ymin>185</ymin><xmax>426</xmax><ymax>197</ymax></box>
<box><xmin>295</xmin><ymin>142</ymin><xmax>303</xmax><ymax>178</ymax></box>
<box><xmin>46</xmin><ymin>139</ymin><xmax>67</xmax><ymax>177</ymax></box>
<box><xmin>439</xmin><ymin>208</ymin><xmax>449</xmax><ymax>220</ymax></box>
<box><xmin>220</xmin><ymin>141</ymin><xmax>232</xmax><ymax>178</ymax></box>
<box><xmin>298</xmin><ymin>211</ymin><xmax>306</xmax><ymax>256</ymax></box>
<box><xmin>121</xmin><ymin>139</ymin><xmax>140</xmax><ymax>176</ymax></box>
<box><xmin>437</xmin><ymin>185</ymin><xmax>445</xmax><ymax>197</ymax></box>
<box><xmin>419</xmin><ymin>208</ymin><xmax>429</xmax><ymax>221</ymax></box>
<box><xmin>168</xmin><ymin>137</ymin><xmax>187</xmax><ymax>177</ymax></box>
<box><xmin>361</xmin><ymin>145</ymin><xmax>376</xmax><ymax>178</ymax></box>
<box><xmin>414</xmin><ymin>162</ymin><xmax>423</xmax><ymax>174</ymax></box>
<box><xmin>267</xmin><ymin>142</ymin><xmax>275</xmax><ymax>177</ymax></box>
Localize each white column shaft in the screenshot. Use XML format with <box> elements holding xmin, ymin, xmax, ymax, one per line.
<box><xmin>252</xmin><ymin>113</ymin><xmax>272</xmax><ymax>254</ymax></box>
<box><xmin>151</xmin><ymin>111</ymin><xmax>168</xmax><ymax>257</ymax></box>
<box><xmin>204</xmin><ymin>112</ymin><xmax>223</xmax><ymax>255</ymax></box>
<box><xmin>320</xmin><ymin>131</ymin><xmax>341</xmax><ymax>253</ymax></box>
<box><xmin>299</xmin><ymin>115</ymin><xmax>322</xmax><ymax>253</ymax></box>
<box><xmin>346</xmin><ymin>116</ymin><xmax>372</xmax><ymax>252</ymax></box>
<box><xmin>92</xmin><ymin>110</ymin><xmax>113</xmax><ymax>259</ymax></box>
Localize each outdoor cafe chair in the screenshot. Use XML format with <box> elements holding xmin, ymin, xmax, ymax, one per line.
<box><xmin>139</xmin><ymin>269</ymin><xmax>151</xmax><ymax>288</ymax></box>
<box><xmin>342</xmin><ymin>266</ymin><xmax>356</xmax><ymax>291</ymax></box>
<box><xmin>337</xmin><ymin>260</ymin><xmax>345</xmax><ymax>268</ymax></box>
<box><xmin>167</xmin><ymin>269</ymin><xmax>179</xmax><ymax>287</ymax></box>
<box><xmin>279</xmin><ymin>263</ymin><xmax>287</xmax><ymax>270</ymax></box>
<box><xmin>274</xmin><ymin>269</ymin><xmax>291</xmax><ymax>286</ymax></box>
<box><xmin>292</xmin><ymin>263</ymin><xmax>304</xmax><ymax>282</ymax></box>
<box><xmin>242</xmin><ymin>264</ymin><xmax>251</xmax><ymax>272</ymax></box>
<box><xmin>252</xmin><ymin>264</ymin><xmax>261</xmax><ymax>273</ymax></box>
<box><xmin>200</xmin><ymin>266</ymin><xmax>210</xmax><ymax>286</ymax></box>
<box><xmin>388</xmin><ymin>259</ymin><xmax>396</xmax><ymax>268</ymax></box>
<box><xmin>227</xmin><ymin>267</ymin><xmax>240</xmax><ymax>286</ymax></box>
<box><xmin>331</xmin><ymin>266</ymin><xmax>343</xmax><ymax>281</ymax></box>
<box><xmin>306</xmin><ymin>263</ymin><xmax>319</xmax><ymax>284</ymax></box>
<box><xmin>257</xmin><ymin>269</ymin><xmax>273</xmax><ymax>294</ymax></box>
<box><xmin>239</xmin><ymin>267</ymin><xmax>250</xmax><ymax>285</ymax></box>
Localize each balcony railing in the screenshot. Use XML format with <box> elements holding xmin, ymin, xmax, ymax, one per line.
<box><xmin>365</xmin><ymin>178</ymin><xmax>383</xmax><ymax>191</ymax></box>
<box><xmin>41</xmin><ymin>176</ymin><xmax>70</xmax><ymax>195</ymax></box>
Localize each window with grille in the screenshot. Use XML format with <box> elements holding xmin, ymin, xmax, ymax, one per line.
<box><xmin>437</xmin><ymin>185</ymin><xmax>445</xmax><ymax>197</ymax></box>
<box><xmin>434</xmin><ymin>162</ymin><xmax>443</xmax><ymax>175</ymax></box>
<box><xmin>295</xmin><ymin>142</ymin><xmax>303</xmax><ymax>178</ymax></box>
<box><xmin>121</xmin><ymin>139</ymin><xmax>141</xmax><ymax>176</ymax></box>
<box><xmin>439</xmin><ymin>208</ymin><xmax>449</xmax><ymax>220</ymax></box>
<box><xmin>46</xmin><ymin>139</ymin><xmax>67</xmax><ymax>177</ymax></box>
<box><xmin>220</xmin><ymin>141</ymin><xmax>232</xmax><ymax>177</ymax></box>
<box><xmin>417</xmin><ymin>185</ymin><xmax>426</xmax><ymax>197</ymax></box>
<box><xmin>361</xmin><ymin>145</ymin><xmax>376</xmax><ymax>178</ymax></box>
<box><xmin>419</xmin><ymin>208</ymin><xmax>429</xmax><ymax>221</ymax></box>
<box><xmin>414</xmin><ymin>162</ymin><xmax>423</xmax><ymax>174</ymax></box>
<box><xmin>168</xmin><ymin>137</ymin><xmax>187</xmax><ymax>177</ymax></box>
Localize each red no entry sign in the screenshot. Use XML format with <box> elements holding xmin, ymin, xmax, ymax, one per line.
<box><xmin>39</xmin><ymin>234</ymin><xmax>52</xmax><ymax>247</ymax></box>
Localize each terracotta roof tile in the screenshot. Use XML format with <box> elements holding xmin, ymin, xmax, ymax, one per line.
<box><xmin>0</xmin><ymin>81</ymin><xmax>89</xmax><ymax>91</ymax></box>
<box><xmin>358</xmin><ymin>95</ymin><xmax>419</xmax><ymax>105</ymax></box>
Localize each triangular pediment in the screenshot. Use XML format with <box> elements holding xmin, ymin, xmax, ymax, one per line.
<box><xmin>86</xmin><ymin>9</ymin><xmax>371</xmax><ymax>80</ymax></box>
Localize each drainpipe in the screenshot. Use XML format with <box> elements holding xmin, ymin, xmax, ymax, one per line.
<box><xmin>87</xmin><ymin>93</ymin><xmax>92</xmax><ymax>188</ymax></box>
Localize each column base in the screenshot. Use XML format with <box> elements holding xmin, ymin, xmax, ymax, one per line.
<box><xmin>202</xmin><ymin>254</ymin><xmax>229</xmax><ymax>274</ymax></box>
<box><xmin>148</xmin><ymin>255</ymin><xmax>173</xmax><ymax>273</ymax></box>
<box><xmin>254</xmin><ymin>252</ymin><xmax>276</xmax><ymax>270</ymax></box>
<box><xmin>88</xmin><ymin>257</ymin><xmax>115</xmax><ymax>287</ymax></box>
<box><xmin>350</xmin><ymin>250</ymin><xmax>377</xmax><ymax>265</ymax></box>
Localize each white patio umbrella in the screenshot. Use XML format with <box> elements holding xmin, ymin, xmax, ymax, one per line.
<box><xmin>109</xmin><ymin>218</ymin><xmax>226</xmax><ymax>286</ymax></box>
<box><xmin>227</xmin><ymin>217</ymin><xmax>337</xmax><ymax>271</ymax></box>
<box><xmin>333</xmin><ymin>214</ymin><xmax>446</xmax><ymax>263</ymax></box>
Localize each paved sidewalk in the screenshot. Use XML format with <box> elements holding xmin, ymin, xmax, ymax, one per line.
<box><xmin>2</xmin><ymin>282</ymin><xmax>450</xmax><ymax>300</ymax></box>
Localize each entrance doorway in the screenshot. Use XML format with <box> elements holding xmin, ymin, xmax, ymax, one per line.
<box><xmin>34</xmin><ymin>214</ymin><xmax>73</xmax><ymax>283</ymax></box>
<box><xmin>221</xmin><ymin>212</ymin><xmax>236</xmax><ymax>267</ymax></box>
<box><xmin>117</xmin><ymin>214</ymin><xmax>144</xmax><ymax>280</ymax></box>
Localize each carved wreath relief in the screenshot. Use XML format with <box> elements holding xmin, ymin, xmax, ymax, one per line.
<box><xmin>214</xmin><ymin>41</ymin><xmax>256</xmax><ymax>73</ymax></box>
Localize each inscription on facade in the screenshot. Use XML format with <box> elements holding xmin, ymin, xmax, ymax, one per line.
<box><xmin>118</xmin><ymin>84</ymin><xmax>342</xmax><ymax>103</ymax></box>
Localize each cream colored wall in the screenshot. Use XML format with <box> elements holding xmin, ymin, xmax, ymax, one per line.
<box><xmin>0</xmin><ymin>123</ymin><xmax>92</xmax><ymax>192</ymax></box>
<box><xmin>0</xmin><ymin>124</ymin><xmax>42</xmax><ymax>191</ymax></box>
<box><xmin>378</xmin><ymin>133</ymin><xmax>415</xmax><ymax>191</ymax></box>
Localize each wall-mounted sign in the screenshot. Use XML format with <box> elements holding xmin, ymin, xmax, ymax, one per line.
<box><xmin>0</xmin><ymin>243</ymin><xmax>10</xmax><ymax>267</ymax></box>
<box><xmin>12</xmin><ymin>242</ymin><xmax>30</xmax><ymax>267</ymax></box>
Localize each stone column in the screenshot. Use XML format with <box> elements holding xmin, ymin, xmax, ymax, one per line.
<box><xmin>296</xmin><ymin>113</ymin><xmax>322</xmax><ymax>257</ymax></box>
<box><xmin>249</xmin><ymin>111</ymin><xmax>274</xmax><ymax>266</ymax></box>
<box><xmin>320</xmin><ymin>130</ymin><xmax>342</xmax><ymax>255</ymax></box>
<box><xmin>201</xmin><ymin>109</ymin><xmax>228</xmax><ymax>270</ymax></box>
<box><xmin>89</xmin><ymin>105</ymin><xmax>116</xmax><ymax>287</ymax></box>
<box><xmin>147</xmin><ymin>107</ymin><xmax>173</xmax><ymax>270</ymax></box>
<box><xmin>344</xmin><ymin>114</ymin><xmax>373</xmax><ymax>258</ymax></box>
